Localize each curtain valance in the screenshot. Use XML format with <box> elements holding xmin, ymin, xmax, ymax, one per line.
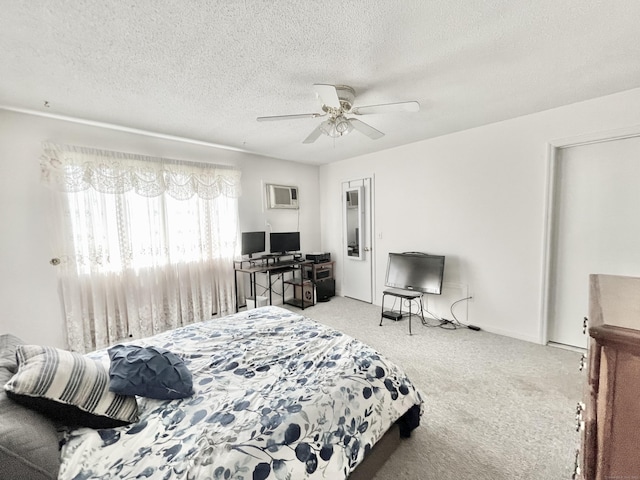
<box><xmin>40</xmin><ymin>143</ymin><xmax>242</xmax><ymax>200</ymax></box>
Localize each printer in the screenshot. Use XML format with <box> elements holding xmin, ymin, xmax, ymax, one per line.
<box><xmin>306</xmin><ymin>252</ymin><xmax>331</xmax><ymax>263</ymax></box>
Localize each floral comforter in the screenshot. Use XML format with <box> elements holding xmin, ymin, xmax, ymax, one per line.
<box><xmin>59</xmin><ymin>306</ymin><xmax>423</xmax><ymax>480</ymax></box>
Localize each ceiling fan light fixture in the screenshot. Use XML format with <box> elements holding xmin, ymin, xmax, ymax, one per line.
<box><xmin>335</xmin><ymin>116</ymin><xmax>352</xmax><ymax>135</ymax></box>
<box><xmin>320</xmin><ymin>115</ymin><xmax>353</xmax><ymax>138</ymax></box>
<box><xmin>257</xmin><ymin>84</ymin><xmax>418</xmax><ymax>143</ymax></box>
<box><xmin>319</xmin><ymin>118</ymin><xmax>334</xmax><ymax>136</ymax></box>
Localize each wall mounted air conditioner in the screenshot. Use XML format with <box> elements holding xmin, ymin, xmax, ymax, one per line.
<box><xmin>266</xmin><ymin>184</ymin><xmax>299</xmax><ymax>209</ymax></box>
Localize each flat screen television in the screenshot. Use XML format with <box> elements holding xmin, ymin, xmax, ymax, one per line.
<box><xmin>241</xmin><ymin>231</ymin><xmax>266</xmax><ymax>258</ymax></box>
<box><xmin>270</xmin><ymin>232</ymin><xmax>301</xmax><ymax>254</ymax></box>
<box><xmin>385</xmin><ymin>252</ymin><xmax>445</xmax><ymax>295</ymax></box>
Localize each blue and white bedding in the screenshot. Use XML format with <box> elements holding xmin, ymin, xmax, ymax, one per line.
<box><xmin>59</xmin><ymin>306</ymin><xmax>423</xmax><ymax>480</ymax></box>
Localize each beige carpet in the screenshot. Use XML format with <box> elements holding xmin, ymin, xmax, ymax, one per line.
<box><xmin>285</xmin><ymin>296</ymin><xmax>583</xmax><ymax>480</ymax></box>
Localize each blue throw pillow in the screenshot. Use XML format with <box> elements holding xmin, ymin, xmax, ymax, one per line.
<box><xmin>108</xmin><ymin>345</ymin><xmax>193</xmax><ymax>400</ymax></box>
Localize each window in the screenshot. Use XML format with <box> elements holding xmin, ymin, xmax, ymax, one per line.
<box><xmin>65</xmin><ymin>189</ymin><xmax>238</xmax><ymax>274</ymax></box>
<box><xmin>41</xmin><ymin>144</ymin><xmax>241</xmax><ymax>352</ymax></box>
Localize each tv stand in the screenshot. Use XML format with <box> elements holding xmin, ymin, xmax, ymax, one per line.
<box><xmin>379</xmin><ymin>288</ymin><xmax>425</xmax><ymax>334</ymax></box>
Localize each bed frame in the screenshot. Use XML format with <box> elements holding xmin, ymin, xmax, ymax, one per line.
<box><xmin>348</xmin><ymin>424</ymin><xmax>402</xmax><ymax>479</ymax></box>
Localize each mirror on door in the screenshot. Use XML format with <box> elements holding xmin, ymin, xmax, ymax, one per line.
<box><xmin>345</xmin><ymin>186</ymin><xmax>363</xmax><ymax>260</ymax></box>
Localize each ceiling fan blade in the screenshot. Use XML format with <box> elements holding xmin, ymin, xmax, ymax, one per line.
<box><xmin>351</xmin><ymin>101</ymin><xmax>420</xmax><ymax>115</ymax></box>
<box><xmin>257</xmin><ymin>113</ymin><xmax>324</xmax><ymax>122</ymax></box>
<box><xmin>349</xmin><ymin>118</ymin><xmax>384</xmax><ymax>139</ymax></box>
<box><xmin>313</xmin><ymin>84</ymin><xmax>341</xmax><ymax>109</ymax></box>
<box><xmin>302</xmin><ymin>123</ymin><xmax>324</xmax><ymax>144</ymax></box>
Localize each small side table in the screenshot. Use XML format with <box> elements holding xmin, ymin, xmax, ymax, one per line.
<box><xmin>380</xmin><ymin>289</ymin><xmax>425</xmax><ymax>334</ymax></box>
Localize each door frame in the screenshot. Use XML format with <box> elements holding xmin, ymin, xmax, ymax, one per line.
<box><xmin>540</xmin><ymin>125</ymin><xmax>640</xmax><ymax>345</ymax></box>
<box><xmin>341</xmin><ymin>176</ymin><xmax>375</xmax><ymax>303</ymax></box>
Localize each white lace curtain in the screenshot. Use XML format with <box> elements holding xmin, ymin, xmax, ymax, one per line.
<box><xmin>41</xmin><ymin>143</ymin><xmax>242</xmax><ymax>353</ymax></box>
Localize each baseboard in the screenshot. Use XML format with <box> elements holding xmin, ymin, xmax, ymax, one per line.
<box><xmin>547</xmin><ymin>341</ymin><xmax>587</xmax><ymax>353</ymax></box>
<box><xmin>475</xmin><ymin>325</ymin><xmax>542</xmax><ymax>344</ymax></box>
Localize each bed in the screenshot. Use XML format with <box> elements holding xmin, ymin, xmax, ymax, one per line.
<box><xmin>1</xmin><ymin>306</ymin><xmax>423</xmax><ymax>480</ymax></box>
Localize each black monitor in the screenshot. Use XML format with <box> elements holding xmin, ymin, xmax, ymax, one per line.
<box><xmin>385</xmin><ymin>252</ymin><xmax>445</xmax><ymax>295</ymax></box>
<box><xmin>270</xmin><ymin>232</ymin><xmax>301</xmax><ymax>254</ymax></box>
<box><xmin>241</xmin><ymin>231</ymin><xmax>266</xmax><ymax>258</ymax></box>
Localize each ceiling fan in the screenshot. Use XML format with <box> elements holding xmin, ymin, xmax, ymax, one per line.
<box><xmin>257</xmin><ymin>84</ymin><xmax>420</xmax><ymax>144</ymax></box>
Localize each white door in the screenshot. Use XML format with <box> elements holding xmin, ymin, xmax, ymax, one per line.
<box><xmin>342</xmin><ymin>178</ymin><xmax>373</xmax><ymax>302</ymax></box>
<box><xmin>548</xmin><ymin>135</ymin><xmax>640</xmax><ymax>348</ymax></box>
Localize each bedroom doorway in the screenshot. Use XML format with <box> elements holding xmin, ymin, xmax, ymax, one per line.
<box><xmin>342</xmin><ymin>177</ymin><xmax>373</xmax><ymax>303</ymax></box>
<box><xmin>546</xmin><ymin>134</ymin><xmax>640</xmax><ymax>348</ymax></box>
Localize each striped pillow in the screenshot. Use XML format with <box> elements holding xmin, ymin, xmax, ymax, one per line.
<box><xmin>4</xmin><ymin>345</ymin><xmax>138</xmax><ymax>428</ymax></box>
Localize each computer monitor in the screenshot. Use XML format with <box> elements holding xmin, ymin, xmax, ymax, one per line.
<box><xmin>385</xmin><ymin>252</ymin><xmax>445</xmax><ymax>295</ymax></box>
<box><xmin>241</xmin><ymin>231</ymin><xmax>266</xmax><ymax>258</ymax></box>
<box><xmin>270</xmin><ymin>232</ymin><xmax>301</xmax><ymax>254</ymax></box>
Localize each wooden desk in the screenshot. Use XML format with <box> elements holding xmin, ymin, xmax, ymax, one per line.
<box><xmin>234</xmin><ymin>257</ymin><xmax>312</xmax><ymax>311</ymax></box>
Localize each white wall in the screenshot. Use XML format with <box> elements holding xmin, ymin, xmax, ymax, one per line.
<box><xmin>320</xmin><ymin>87</ymin><xmax>640</xmax><ymax>344</ymax></box>
<box><xmin>0</xmin><ymin>110</ymin><xmax>320</xmax><ymax>348</ymax></box>
<box><xmin>5</xmin><ymin>87</ymin><xmax>640</xmax><ymax>349</ymax></box>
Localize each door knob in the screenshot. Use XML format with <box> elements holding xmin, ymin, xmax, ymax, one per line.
<box><xmin>364</xmin><ymin>247</ymin><xmax>371</xmax><ymax>252</ymax></box>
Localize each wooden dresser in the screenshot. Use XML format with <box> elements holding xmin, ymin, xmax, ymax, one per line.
<box><xmin>576</xmin><ymin>274</ymin><xmax>640</xmax><ymax>479</ymax></box>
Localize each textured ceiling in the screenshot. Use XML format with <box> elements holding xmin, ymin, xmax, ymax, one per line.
<box><xmin>1</xmin><ymin>1</ymin><xmax>640</xmax><ymax>165</ymax></box>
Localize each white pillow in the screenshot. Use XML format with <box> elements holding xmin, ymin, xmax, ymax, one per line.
<box><xmin>4</xmin><ymin>345</ymin><xmax>138</xmax><ymax>428</ymax></box>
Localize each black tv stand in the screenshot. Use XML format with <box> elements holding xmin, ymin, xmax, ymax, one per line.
<box><xmin>379</xmin><ymin>288</ymin><xmax>425</xmax><ymax>334</ymax></box>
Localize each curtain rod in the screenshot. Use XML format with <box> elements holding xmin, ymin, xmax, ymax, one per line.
<box><xmin>0</xmin><ymin>105</ymin><xmax>261</xmax><ymax>156</ymax></box>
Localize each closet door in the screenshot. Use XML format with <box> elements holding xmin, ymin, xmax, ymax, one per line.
<box><xmin>548</xmin><ymin>136</ymin><xmax>640</xmax><ymax>348</ymax></box>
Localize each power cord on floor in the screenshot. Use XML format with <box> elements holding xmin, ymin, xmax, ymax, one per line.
<box><xmin>448</xmin><ymin>296</ymin><xmax>477</xmax><ymax>330</ymax></box>
<box><xmin>419</xmin><ymin>304</ymin><xmax>447</xmax><ymax>328</ymax></box>
<box><xmin>420</xmin><ymin>296</ymin><xmax>476</xmax><ymax>330</ymax></box>
<box><xmin>385</xmin><ymin>295</ymin><xmax>479</xmax><ymax>332</ymax></box>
